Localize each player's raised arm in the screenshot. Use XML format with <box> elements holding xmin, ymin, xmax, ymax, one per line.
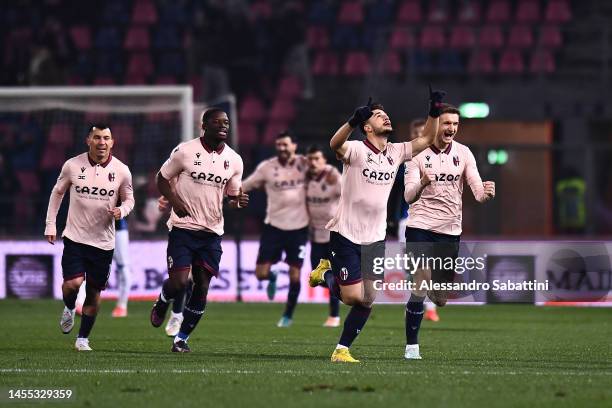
<box><xmin>331</xmin><ymin>97</ymin><xmax>373</xmax><ymax>158</ymax></box>
<box><xmin>465</xmin><ymin>149</ymin><xmax>495</xmax><ymax>203</ymax></box>
<box><xmin>403</xmin><ymin>159</ymin><xmax>433</xmax><ymax>204</ymax></box>
<box><xmin>410</xmin><ymin>86</ymin><xmax>446</xmax><ymax>156</ymax></box>
<box><xmin>44</xmin><ymin>161</ymin><xmax>72</xmax><ymax>244</ymax></box>
<box><xmin>241</xmin><ymin>161</ymin><xmax>266</xmax><ymax>193</ymax></box>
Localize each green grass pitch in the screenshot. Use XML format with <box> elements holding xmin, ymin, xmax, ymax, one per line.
<box><xmin>0</xmin><ymin>300</ymin><xmax>610</xmax><ymax>407</ymax></box>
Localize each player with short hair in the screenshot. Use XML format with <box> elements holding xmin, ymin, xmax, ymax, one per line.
<box><xmin>403</xmin><ymin>103</ymin><xmax>495</xmax><ymax>359</ymax></box>
<box><xmin>309</xmin><ymin>87</ymin><xmax>445</xmax><ymax>362</ymax></box>
<box><xmin>45</xmin><ymin>124</ymin><xmax>134</xmax><ymax>351</ymax></box>
<box><xmin>150</xmin><ymin>108</ymin><xmax>248</xmax><ymax>352</ymax></box>
<box><xmin>242</xmin><ymin>131</ymin><xmax>309</xmax><ymax>327</ymax></box>
<box><xmin>305</xmin><ymin>144</ymin><xmax>342</xmax><ymax>327</ymax></box>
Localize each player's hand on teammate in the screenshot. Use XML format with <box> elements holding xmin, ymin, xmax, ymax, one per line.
<box><xmin>420</xmin><ymin>173</ymin><xmax>435</xmax><ymax>187</ymax></box>
<box><xmin>483</xmin><ymin>181</ymin><xmax>496</xmax><ymax>199</ymax></box>
<box><xmin>229</xmin><ymin>188</ymin><xmax>249</xmax><ymax>209</ymax></box>
<box><xmin>45</xmin><ymin>235</ymin><xmax>56</xmax><ymax>245</ymax></box>
<box><xmin>428</xmin><ymin>84</ymin><xmax>447</xmax><ymax>118</ymax></box>
<box><xmin>108</xmin><ymin>207</ymin><xmax>122</xmax><ymax>220</ymax></box>
<box><xmin>348</xmin><ymin>97</ymin><xmax>373</xmax><ymax>128</ymax></box>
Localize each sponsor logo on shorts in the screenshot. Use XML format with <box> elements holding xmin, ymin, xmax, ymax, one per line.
<box><xmin>340</xmin><ymin>267</ymin><xmax>349</xmax><ymax>281</ymax></box>
<box><xmin>167</xmin><ymin>256</ymin><xmax>173</xmax><ymax>269</ymax></box>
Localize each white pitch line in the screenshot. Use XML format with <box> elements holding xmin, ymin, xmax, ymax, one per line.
<box><xmin>0</xmin><ymin>368</ymin><xmax>610</xmax><ymax>376</ymax></box>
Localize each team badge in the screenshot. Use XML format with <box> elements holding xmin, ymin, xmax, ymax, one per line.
<box><xmin>453</xmin><ymin>155</ymin><xmax>460</xmax><ymax>166</ymax></box>
<box><xmin>224</xmin><ymin>160</ymin><xmax>229</xmax><ymax>170</ymax></box>
<box><xmin>340</xmin><ymin>267</ymin><xmax>349</xmax><ymax>281</ymax></box>
<box><xmin>321</xmin><ymin>183</ymin><xmax>327</xmax><ymax>191</ymax></box>
<box><xmin>108</xmin><ymin>172</ymin><xmax>115</xmax><ymax>182</ymax></box>
<box><xmin>167</xmin><ymin>256</ymin><xmax>173</xmax><ymax>269</ymax></box>
<box><xmin>387</xmin><ymin>156</ymin><xmax>394</xmax><ymax>165</ymax></box>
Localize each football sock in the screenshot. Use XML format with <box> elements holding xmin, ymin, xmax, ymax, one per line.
<box><xmin>323</xmin><ymin>271</ymin><xmax>340</xmax><ymax>299</ymax></box>
<box><xmin>116</xmin><ymin>264</ymin><xmax>130</xmax><ymax>309</ymax></box>
<box><xmin>78</xmin><ymin>313</ymin><xmax>97</xmax><ymax>338</ymax></box>
<box><xmin>406</xmin><ymin>294</ymin><xmax>426</xmax><ymax>345</ymax></box>
<box><xmin>159</xmin><ymin>279</ymin><xmax>176</xmax><ymax>303</ymax></box>
<box><xmin>283</xmin><ymin>281</ymin><xmax>301</xmax><ymax>318</ymax></box>
<box><xmin>172</xmin><ymin>282</ymin><xmax>192</xmax><ymax>314</ymax></box>
<box><xmin>338</xmin><ymin>304</ymin><xmax>371</xmax><ymax>348</ymax></box>
<box><xmin>63</xmin><ymin>291</ymin><xmax>77</xmax><ymax>310</ymax></box>
<box><xmin>329</xmin><ymin>292</ymin><xmax>340</xmax><ymax>317</ymax></box>
<box><xmin>178</xmin><ymin>286</ymin><xmax>207</xmax><ymax>340</ymax></box>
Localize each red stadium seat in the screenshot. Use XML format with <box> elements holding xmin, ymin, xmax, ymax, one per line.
<box><xmin>239</xmin><ymin>95</ymin><xmax>266</xmax><ymax>123</ymax></box>
<box><xmin>458</xmin><ymin>1</ymin><xmax>481</xmax><ymax>23</ymax></box>
<box><xmin>269</xmin><ymin>98</ymin><xmax>296</xmax><ymax>121</ymax></box>
<box><xmin>343</xmin><ymin>51</ymin><xmax>372</xmax><ymax>76</ymax></box>
<box><xmin>127</xmin><ymin>53</ymin><xmax>154</xmax><ymax>77</ymax></box>
<box><xmin>262</xmin><ymin>120</ymin><xmax>290</xmax><ymax>145</ymax></box>
<box><xmin>478</xmin><ymin>25</ymin><xmax>504</xmax><ymax>49</ymax></box>
<box><xmin>110</xmin><ymin>123</ymin><xmax>135</xmax><ymax>146</ymax></box>
<box><xmin>307</xmin><ymin>26</ymin><xmax>330</xmax><ymax>49</ymax></box>
<box><xmin>538</xmin><ymin>26</ymin><xmax>562</xmax><ymax>49</ymax></box>
<box><xmin>515</xmin><ymin>0</ymin><xmax>540</xmax><ymax>23</ymax></box>
<box><xmin>449</xmin><ymin>26</ymin><xmax>476</xmax><ymax>49</ymax></box>
<box><xmin>389</xmin><ymin>27</ymin><xmax>416</xmax><ymax>49</ymax></box>
<box><xmin>312</xmin><ymin>51</ymin><xmax>339</xmax><ymax>76</ymax></box>
<box><xmin>15</xmin><ymin>171</ymin><xmax>40</xmax><ymax>195</ymax></box>
<box><xmin>377</xmin><ymin>51</ymin><xmax>402</xmax><ymax>75</ymax></box>
<box><xmin>507</xmin><ymin>26</ymin><xmax>533</xmax><ymax>49</ymax></box>
<box><xmin>338</xmin><ymin>1</ymin><xmax>364</xmax><ymax>24</ymax></box>
<box><xmin>486</xmin><ymin>0</ymin><xmax>511</xmax><ymax>23</ymax></box>
<box><xmin>277</xmin><ymin>76</ymin><xmax>303</xmax><ymax>98</ymax></box>
<box><xmin>132</xmin><ymin>0</ymin><xmax>158</xmax><ymax>25</ymax></box>
<box><xmin>468</xmin><ymin>50</ymin><xmax>495</xmax><ymax>74</ymax></box>
<box><xmin>530</xmin><ymin>50</ymin><xmax>556</xmax><ymax>73</ymax></box>
<box><xmin>70</xmin><ymin>26</ymin><xmax>91</xmax><ymax>50</ymax></box>
<box><xmin>48</xmin><ymin>124</ymin><xmax>73</xmax><ymax>146</ymax></box>
<box><xmin>420</xmin><ymin>26</ymin><xmax>446</xmax><ymax>49</ymax></box>
<box><xmin>396</xmin><ymin>0</ymin><xmax>422</xmax><ymax>24</ymax></box>
<box><xmin>498</xmin><ymin>49</ymin><xmax>525</xmax><ymax>74</ymax></box>
<box><xmin>124</xmin><ymin>27</ymin><xmax>150</xmax><ymax>50</ymax></box>
<box><xmin>237</xmin><ymin>121</ymin><xmax>259</xmax><ymax>146</ymax></box>
<box><xmin>545</xmin><ymin>0</ymin><xmax>572</xmax><ymax>23</ymax></box>
<box><xmin>40</xmin><ymin>145</ymin><xmax>67</xmax><ymax>170</ymax></box>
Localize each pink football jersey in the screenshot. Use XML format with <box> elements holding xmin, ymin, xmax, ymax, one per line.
<box><xmin>160</xmin><ymin>138</ymin><xmax>243</xmax><ymax>235</ymax></box>
<box><xmin>326</xmin><ymin>139</ymin><xmax>412</xmax><ymax>245</ymax></box>
<box><xmin>242</xmin><ymin>155</ymin><xmax>309</xmax><ymax>231</ymax></box>
<box><xmin>45</xmin><ymin>153</ymin><xmax>134</xmax><ymax>250</ymax></box>
<box><xmin>306</xmin><ymin>165</ymin><xmax>341</xmax><ymax>243</ymax></box>
<box><xmin>404</xmin><ymin>141</ymin><xmax>486</xmax><ymax>236</ymax></box>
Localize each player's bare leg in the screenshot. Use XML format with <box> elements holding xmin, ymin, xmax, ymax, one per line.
<box><xmin>256</xmin><ymin>262</ymin><xmax>279</xmax><ymax>300</ymax></box>
<box><xmin>60</xmin><ymin>276</ymin><xmax>84</xmax><ymax>334</ymax></box>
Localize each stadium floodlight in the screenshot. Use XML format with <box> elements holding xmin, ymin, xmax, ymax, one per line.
<box><xmin>459</xmin><ymin>102</ymin><xmax>490</xmax><ymax>118</ymax></box>
<box><xmin>487</xmin><ymin>149</ymin><xmax>508</xmax><ymax>165</ymax></box>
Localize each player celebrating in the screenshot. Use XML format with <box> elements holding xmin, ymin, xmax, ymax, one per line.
<box><xmin>242</xmin><ymin>131</ymin><xmax>309</xmax><ymax>328</ymax></box>
<box><xmin>305</xmin><ymin>144</ymin><xmax>342</xmax><ymax>327</ymax></box>
<box><xmin>310</xmin><ymin>87</ymin><xmax>445</xmax><ymax>363</ymax></box>
<box><xmin>45</xmin><ymin>124</ymin><xmax>134</xmax><ymax>351</ymax></box>
<box><xmin>150</xmin><ymin>108</ymin><xmax>248</xmax><ymax>353</ymax></box>
<box><xmin>403</xmin><ymin>104</ymin><xmax>495</xmax><ymax>359</ymax></box>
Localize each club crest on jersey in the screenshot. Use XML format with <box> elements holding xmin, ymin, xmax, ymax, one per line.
<box><xmin>108</xmin><ymin>172</ymin><xmax>115</xmax><ymax>182</ymax></box>
<box><xmin>224</xmin><ymin>160</ymin><xmax>229</xmax><ymax>170</ymax></box>
<box><xmin>340</xmin><ymin>267</ymin><xmax>349</xmax><ymax>281</ymax></box>
<box><xmin>321</xmin><ymin>183</ymin><xmax>327</xmax><ymax>191</ymax></box>
<box><xmin>387</xmin><ymin>156</ymin><xmax>394</xmax><ymax>165</ymax></box>
<box><xmin>453</xmin><ymin>155</ymin><xmax>460</xmax><ymax>166</ymax></box>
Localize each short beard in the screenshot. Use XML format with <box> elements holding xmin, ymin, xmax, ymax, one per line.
<box><xmin>374</xmin><ymin>128</ymin><xmax>393</xmax><ymax>137</ymax></box>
